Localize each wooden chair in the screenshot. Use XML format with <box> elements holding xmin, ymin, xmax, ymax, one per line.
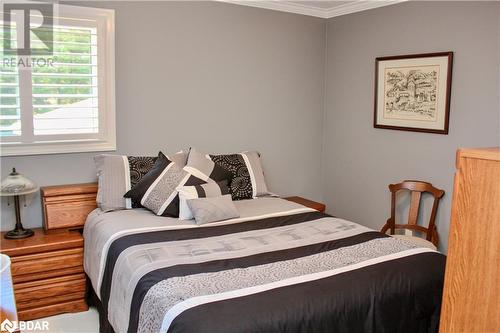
<box><xmin>380</xmin><ymin>180</ymin><xmax>444</xmax><ymax>250</ymax></box>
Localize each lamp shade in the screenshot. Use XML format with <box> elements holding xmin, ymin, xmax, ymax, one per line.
<box><xmin>0</xmin><ymin>168</ymin><xmax>38</xmax><ymax>197</ymax></box>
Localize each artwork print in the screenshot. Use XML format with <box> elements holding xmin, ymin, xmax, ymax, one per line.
<box><xmin>374</xmin><ymin>52</ymin><xmax>453</xmax><ymax>134</ymax></box>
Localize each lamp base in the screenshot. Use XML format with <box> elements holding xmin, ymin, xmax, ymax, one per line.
<box><xmin>5</xmin><ymin>228</ymin><xmax>34</xmax><ymax>239</ymax></box>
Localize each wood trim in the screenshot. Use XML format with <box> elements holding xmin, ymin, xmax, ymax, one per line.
<box><xmin>284</xmin><ymin>196</ymin><xmax>326</xmax><ymax>213</ymax></box>
<box><xmin>44</xmin><ymin>193</ymin><xmax>97</xmax><ymax>203</ymax></box>
<box><xmin>373</xmin><ymin>52</ymin><xmax>453</xmax><ymax>135</ymax></box>
<box><xmin>456</xmin><ymin>147</ymin><xmax>500</xmax><ymax>162</ymax></box>
<box><xmin>41</xmin><ymin>183</ymin><xmax>98</xmax><ymax>197</ymax></box>
<box><xmin>0</xmin><ymin>229</ymin><xmax>83</xmax><ymax>257</ymax></box>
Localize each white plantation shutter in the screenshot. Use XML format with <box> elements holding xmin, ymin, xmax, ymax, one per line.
<box><xmin>0</xmin><ymin>5</ymin><xmax>115</xmax><ymax>156</ymax></box>
<box><xmin>0</xmin><ymin>22</ymin><xmax>21</xmax><ymax>137</ymax></box>
<box><xmin>32</xmin><ymin>25</ymin><xmax>99</xmax><ymax>135</ymax></box>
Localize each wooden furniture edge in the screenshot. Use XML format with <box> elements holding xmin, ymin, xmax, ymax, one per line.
<box><xmin>41</xmin><ymin>183</ymin><xmax>98</xmax><ymax>197</ymax></box>
<box><xmin>0</xmin><ymin>228</ymin><xmax>83</xmax><ymax>257</ymax></box>
<box><xmin>439</xmin><ymin>147</ymin><xmax>500</xmax><ymax>332</ymax></box>
<box><xmin>284</xmin><ymin>196</ymin><xmax>326</xmax><ymax>212</ymax></box>
<box><xmin>456</xmin><ymin>147</ymin><xmax>500</xmax><ymax>165</ymax></box>
<box><xmin>41</xmin><ymin>183</ymin><xmax>98</xmax><ymax>231</ymax></box>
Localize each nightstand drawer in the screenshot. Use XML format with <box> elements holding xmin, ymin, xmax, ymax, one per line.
<box><xmin>14</xmin><ymin>274</ymin><xmax>86</xmax><ymax>306</ymax></box>
<box><xmin>44</xmin><ymin>198</ymin><xmax>96</xmax><ymax>230</ymax></box>
<box><xmin>11</xmin><ymin>247</ymin><xmax>83</xmax><ymax>279</ymax></box>
<box><xmin>17</xmin><ymin>300</ymin><xmax>88</xmax><ymax>321</ymax></box>
<box><xmin>41</xmin><ymin>183</ymin><xmax>98</xmax><ymax>231</ymax></box>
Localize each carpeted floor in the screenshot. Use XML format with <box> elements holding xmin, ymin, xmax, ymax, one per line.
<box><xmin>29</xmin><ymin>307</ymin><xmax>99</xmax><ymax>333</ymax></box>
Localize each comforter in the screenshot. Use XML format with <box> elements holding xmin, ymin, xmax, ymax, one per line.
<box><xmin>84</xmin><ymin>198</ymin><xmax>445</xmax><ymax>333</ymax></box>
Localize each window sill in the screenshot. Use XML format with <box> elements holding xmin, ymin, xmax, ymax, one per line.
<box><xmin>0</xmin><ymin>140</ymin><xmax>116</xmax><ymax>157</ymax></box>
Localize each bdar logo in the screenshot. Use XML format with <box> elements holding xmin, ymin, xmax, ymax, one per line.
<box><xmin>0</xmin><ymin>319</ymin><xmax>16</xmax><ymax>333</ymax></box>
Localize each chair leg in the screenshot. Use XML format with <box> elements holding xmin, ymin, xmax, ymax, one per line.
<box><xmin>381</xmin><ymin>219</ymin><xmax>395</xmax><ymax>235</ymax></box>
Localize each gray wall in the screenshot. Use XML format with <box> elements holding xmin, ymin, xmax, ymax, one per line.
<box><xmin>2</xmin><ymin>1</ymin><xmax>499</xmax><ymax>254</ymax></box>
<box><xmin>0</xmin><ymin>1</ymin><xmax>326</xmax><ymax>230</ymax></box>
<box><xmin>323</xmin><ymin>1</ymin><xmax>500</xmax><ymax>252</ymax></box>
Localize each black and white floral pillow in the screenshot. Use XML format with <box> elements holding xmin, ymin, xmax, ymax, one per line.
<box><xmin>209</xmin><ymin>151</ymin><xmax>269</xmax><ymax>200</ymax></box>
<box><xmin>127</xmin><ymin>156</ymin><xmax>157</xmax><ymax>207</ymax></box>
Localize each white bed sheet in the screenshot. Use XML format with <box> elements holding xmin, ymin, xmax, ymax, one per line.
<box><xmin>83</xmin><ymin>197</ymin><xmax>314</xmax><ymax>298</ymax></box>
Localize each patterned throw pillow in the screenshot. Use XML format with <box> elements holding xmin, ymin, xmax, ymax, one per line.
<box><xmin>124</xmin><ymin>152</ymin><xmax>206</xmax><ymax>217</ymax></box>
<box><xmin>209</xmin><ymin>151</ymin><xmax>269</xmax><ymax>200</ymax></box>
<box><xmin>177</xmin><ymin>180</ymin><xmax>231</xmax><ymax>220</ymax></box>
<box><xmin>94</xmin><ymin>154</ymin><xmax>157</xmax><ymax>211</ymax></box>
<box><xmin>94</xmin><ymin>150</ymin><xmax>188</xmax><ymax>212</ymax></box>
<box><xmin>184</xmin><ymin>148</ymin><xmax>232</xmax><ymax>183</ymax></box>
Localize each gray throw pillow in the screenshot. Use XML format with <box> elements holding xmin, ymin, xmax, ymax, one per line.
<box><xmin>177</xmin><ymin>180</ymin><xmax>231</xmax><ymax>220</ymax></box>
<box><xmin>94</xmin><ymin>154</ymin><xmax>157</xmax><ymax>211</ymax></box>
<box><xmin>168</xmin><ymin>150</ymin><xmax>189</xmax><ymax>168</ymax></box>
<box><xmin>184</xmin><ymin>148</ymin><xmax>232</xmax><ymax>183</ymax></box>
<box><xmin>187</xmin><ymin>194</ymin><xmax>240</xmax><ymax>225</ymax></box>
<box><xmin>94</xmin><ymin>150</ymin><xmax>188</xmax><ymax>212</ymax></box>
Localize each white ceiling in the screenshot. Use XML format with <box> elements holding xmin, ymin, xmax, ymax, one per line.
<box><xmin>218</xmin><ymin>1</ymin><xmax>406</xmax><ymax>19</ymax></box>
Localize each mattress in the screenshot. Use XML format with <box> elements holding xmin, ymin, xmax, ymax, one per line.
<box><xmin>83</xmin><ymin>197</ymin><xmax>445</xmax><ymax>333</ymax></box>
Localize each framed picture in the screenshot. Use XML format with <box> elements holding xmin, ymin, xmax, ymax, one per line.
<box><xmin>374</xmin><ymin>52</ymin><xmax>453</xmax><ymax>134</ymax></box>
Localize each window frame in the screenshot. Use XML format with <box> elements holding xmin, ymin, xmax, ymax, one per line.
<box><xmin>0</xmin><ymin>4</ymin><xmax>116</xmax><ymax>156</ymax></box>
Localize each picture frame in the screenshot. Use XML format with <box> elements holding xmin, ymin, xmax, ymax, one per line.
<box><xmin>374</xmin><ymin>52</ymin><xmax>453</xmax><ymax>134</ymax></box>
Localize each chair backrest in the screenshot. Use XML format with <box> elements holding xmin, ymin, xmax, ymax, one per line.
<box><xmin>381</xmin><ymin>180</ymin><xmax>444</xmax><ymax>246</ymax></box>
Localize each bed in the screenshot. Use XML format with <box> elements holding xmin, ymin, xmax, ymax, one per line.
<box><xmin>83</xmin><ymin>197</ymin><xmax>445</xmax><ymax>333</ymax></box>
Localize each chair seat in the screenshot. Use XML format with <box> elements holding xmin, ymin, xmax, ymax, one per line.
<box><xmin>391</xmin><ymin>235</ymin><xmax>437</xmax><ymax>251</ymax></box>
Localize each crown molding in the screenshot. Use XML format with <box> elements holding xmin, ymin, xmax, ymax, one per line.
<box><xmin>217</xmin><ymin>1</ymin><xmax>330</xmax><ymax>18</ymax></box>
<box><xmin>216</xmin><ymin>1</ymin><xmax>407</xmax><ymax>19</ymax></box>
<box><xmin>324</xmin><ymin>1</ymin><xmax>407</xmax><ymax>18</ymax></box>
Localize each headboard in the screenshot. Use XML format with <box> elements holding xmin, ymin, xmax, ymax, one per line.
<box><xmin>41</xmin><ymin>183</ymin><xmax>98</xmax><ymax>232</ymax></box>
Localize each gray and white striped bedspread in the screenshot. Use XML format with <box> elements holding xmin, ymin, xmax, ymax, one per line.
<box><xmin>83</xmin><ymin>198</ymin><xmax>445</xmax><ymax>333</ymax></box>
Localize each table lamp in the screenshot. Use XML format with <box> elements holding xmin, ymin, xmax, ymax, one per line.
<box><xmin>0</xmin><ymin>168</ymin><xmax>38</xmax><ymax>239</ymax></box>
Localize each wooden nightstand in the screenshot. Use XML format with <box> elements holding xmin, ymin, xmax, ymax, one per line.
<box><xmin>0</xmin><ymin>229</ymin><xmax>88</xmax><ymax>320</ymax></box>
<box><xmin>284</xmin><ymin>196</ymin><xmax>326</xmax><ymax>213</ymax></box>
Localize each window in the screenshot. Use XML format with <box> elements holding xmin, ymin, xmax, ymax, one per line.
<box><xmin>0</xmin><ymin>4</ymin><xmax>115</xmax><ymax>156</ymax></box>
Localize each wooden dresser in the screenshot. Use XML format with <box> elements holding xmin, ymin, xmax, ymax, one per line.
<box><xmin>0</xmin><ymin>229</ymin><xmax>87</xmax><ymax>320</ymax></box>
<box><xmin>439</xmin><ymin>147</ymin><xmax>500</xmax><ymax>332</ymax></box>
<box><xmin>0</xmin><ymin>183</ymin><xmax>98</xmax><ymax>320</ymax></box>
